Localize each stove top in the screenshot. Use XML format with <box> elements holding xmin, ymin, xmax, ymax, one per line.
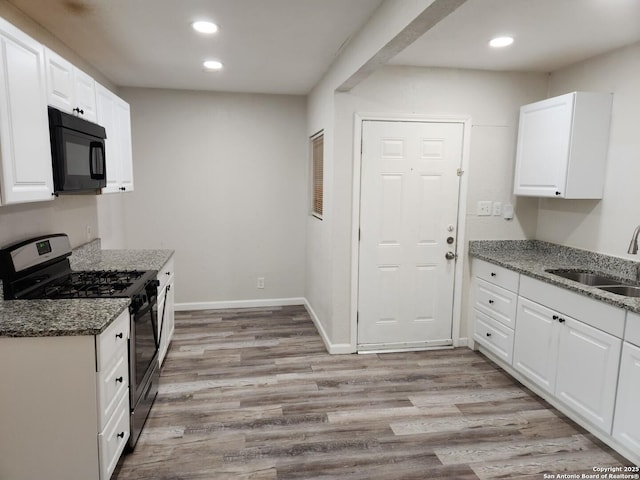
<box><xmin>24</xmin><ymin>269</ymin><xmax>158</xmax><ymax>299</ymax></box>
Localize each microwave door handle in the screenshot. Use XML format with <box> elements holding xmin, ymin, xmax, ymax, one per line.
<box><xmin>89</xmin><ymin>142</ymin><xmax>105</xmax><ymax>180</ymax></box>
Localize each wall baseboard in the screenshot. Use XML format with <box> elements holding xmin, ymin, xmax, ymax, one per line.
<box><xmin>175</xmin><ymin>297</ymin><xmax>305</xmax><ymax>311</ymax></box>
<box><xmin>302</xmin><ymin>299</ymin><xmax>355</xmax><ymax>355</ymax></box>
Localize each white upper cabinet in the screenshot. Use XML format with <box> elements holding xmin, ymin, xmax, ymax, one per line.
<box><xmin>513</xmin><ymin>91</ymin><xmax>613</xmax><ymax>199</ymax></box>
<box><xmin>45</xmin><ymin>47</ymin><xmax>97</xmax><ymax>122</ymax></box>
<box><xmin>0</xmin><ymin>17</ymin><xmax>54</xmax><ymax>205</ymax></box>
<box><xmin>96</xmin><ymin>82</ymin><xmax>134</xmax><ymax>193</ymax></box>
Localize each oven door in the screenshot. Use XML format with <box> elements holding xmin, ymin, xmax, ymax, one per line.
<box><xmin>129</xmin><ymin>289</ymin><xmax>159</xmax><ymax>404</ymax></box>
<box><xmin>51</xmin><ymin>127</ymin><xmax>106</xmax><ymax>192</ymax></box>
<box><xmin>128</xmin><ymin>286</ymin><xmax>160</xmax><ymax>448</ymax></box>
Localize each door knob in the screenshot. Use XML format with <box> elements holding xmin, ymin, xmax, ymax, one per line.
<box><xmin>445</xmin><ymin>251</ymin><xmax>457</xmax><ymax>260</ymax></box>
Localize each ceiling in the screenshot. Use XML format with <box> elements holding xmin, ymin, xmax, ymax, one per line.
<box><xmin>6</xmin><ymin>0</ymin><xmax>640</xmax><ymax>95</ymax></box>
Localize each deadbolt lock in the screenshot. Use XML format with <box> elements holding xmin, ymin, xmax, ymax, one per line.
<box><xmin>446</xmin><ymin>236</ymin><xmax>454</xmax><ymax>244</ymax></box>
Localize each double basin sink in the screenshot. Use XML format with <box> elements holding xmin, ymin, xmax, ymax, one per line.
<box><xmin>546</xmin><ymin>269</ymin><xmax>640</xmax><ymax>297</ymax></box>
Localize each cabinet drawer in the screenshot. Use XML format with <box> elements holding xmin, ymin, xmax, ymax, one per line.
<box><xmin>473</xmin><ymin>309</ymin><xmax>514</xmax><ymax>365</ymax></box>
<box><xmin>626</xmin><ymin>312</ymin><xmax>640</xmax><ymax>348</ymax></box>
<box><xmin>519</xmin><ymin>275</ymin><xmax>625</xmax><ymax>338</ymax></box>
<box><xmin>96</xmin><ymin>310</ymin><xmax>130</xmax><ymax>372</ymax></box>
<box><xmin>96</xmin><ymin>346</ymin><xmax>129</xmax><ymax>431</ymax></box>
<box><xmin>158</xmin><ymin>255</ymin><xmax>174</xmax><ymax>292</ymax></box>
<box><xmin>474</xmin><ymin>278</ymin><xmax>518</xmax><ymax>329</ymax></box>
<box><xmin>472</xmin><ymin>259</ymin><xmax>519</xmax><ymax>292</ymax></box>
<box><xmin>98</xmin><ymin>390</ymin><xmax>129</xmax><ymax>480</ymax></box>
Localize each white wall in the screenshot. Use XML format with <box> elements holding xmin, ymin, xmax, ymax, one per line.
<box><xmin>114</xmin><ymin>88</ymin><xmax>308</xmax><ymax>306</ymax></box>
<box><xmin>536</xmin><ymin>42</ymin><xmax>640</xmax><ymax>259</ymax></box>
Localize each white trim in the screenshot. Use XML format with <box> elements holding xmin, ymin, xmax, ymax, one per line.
<box><xmin>457</xmin><ymin>336</ymin><xmax>469</xmax><ymax>348</ymax></box>
<box><xmin>174</xmin><ymin>297</ymin><xmax>305</xmax><ymax>311</ymax></box>
<box><xmin>351</xmin><ymin>112</ymin><xmax>472</xmax><ymax>353</ymax></box>
<box><xmin>303</xmin><ymin>299</ymin><xmax>355</xmax><ymax>354</ymax></box>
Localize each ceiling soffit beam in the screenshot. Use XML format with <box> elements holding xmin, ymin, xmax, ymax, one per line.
<box><xmin>336</xmin><ymin>0</ymin><xmax>467</xmax><ymax>92</ymax></box>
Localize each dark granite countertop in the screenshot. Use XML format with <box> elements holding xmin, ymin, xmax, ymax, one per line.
<box><xmin>469</xmin><ymin>240</ymin><xmax>640</xmax><ymax>313</ymax></box>
<box><xmin>0</xmin><ymin>240</ymin><xmax>174</xmax><ymax>338</ymax></box>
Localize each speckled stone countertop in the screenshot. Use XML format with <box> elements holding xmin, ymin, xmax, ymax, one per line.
<box><xmin>469</xmin><ymin>240</ymin><xmax>640</xmax><ymax>313</ymax></box>
<box><xmin>0</xmin><ymin>239</ymin><xmax>174</xmax><ymax>338</ymax></box>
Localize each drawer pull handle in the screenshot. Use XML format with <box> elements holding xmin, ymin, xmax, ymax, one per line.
<box><xmin>488</xmin><ymin>299</ymin><xmax>494</xmax><ymax>304</ymax></box>
<box><xmin>115</xmin><ymin>332</ymin><xmax>123</xmax><ymax>339</ymax></box>
<box><xmin>116</xmin><ymin>376</ymin><xmax>124</xmax><ymax>383</ymax></box>
<box><xmin>486</xmin><ymin>332</ymin><xmax>492</xmax><ymax>337</ymax></box>
<box><xmin>490</xmin><ymin>272</ymin><xmax>496</xmax><ymax>277</ymax></box>
<box><xmin>117</xmin><ymin>432</ymin><xmax>125</xmax><ymax>439</ymax></box>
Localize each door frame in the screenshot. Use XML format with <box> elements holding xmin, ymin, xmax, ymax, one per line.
<box><xmin>350</xmin><ymin>113</ymin><xmax>472</xmax><ymax>352</ymax></box>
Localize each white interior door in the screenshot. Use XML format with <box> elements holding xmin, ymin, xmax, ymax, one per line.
<box><xmin>357</xmin><ymin>120</ymin><xmax>463</xmax><ymax>350</ymax></box>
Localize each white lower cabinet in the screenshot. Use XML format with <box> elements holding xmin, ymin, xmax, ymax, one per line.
<box><xmin>157</xmin><ymin>255</ymin><xmax>175</xmax><ymax>366</ymax></box>
<box><xmin>471</xmin><ymin>259</ymin><xmax>519</xmax><ymax>365</ymax></box>
<box><xmin>613</xmin><ymin>310</ymin><xmax>640</xmax><ymax>462</ymax></box>
<box><xmin>0</xmin><ymin>310</ymin><xmax>130</xmax><ymax>480</ymax></box>
<box><xmin>472</xmin><ymin>260</ymin><xmax>638</xmax><ymax>464</ymax></box>
<box><xmin>513</xmin><ymin>297</ymin><xmax>558</xmax><ymax>394</ymax></box>
<box><xmin>514</xmin><ymin>292</ymin><xmax>621</xmax><ymax>434</ymax></box>
<box><xmin>613</xmin><ymin>342</ymin><xmax>640</xmax><ymax>457</ymax></box>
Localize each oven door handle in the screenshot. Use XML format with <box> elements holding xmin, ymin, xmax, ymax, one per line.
<box><xmin>157</xmin><ymin>284</ymin><xmax>170</xmax><ymax>353</ymax></box>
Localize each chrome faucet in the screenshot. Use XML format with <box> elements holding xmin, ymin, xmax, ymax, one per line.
<box><xmin>628</xmin><ymin>225</ymin><xmax>640</xmax><ymax>254</ymax></box>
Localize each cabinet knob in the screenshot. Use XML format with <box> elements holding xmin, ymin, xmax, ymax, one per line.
<box><xmin>488</xmin><ymin>299</ymin><xmax>494</xmax><ymax>304</ymax></box>
<box><xmin>73</xmin><ymin>107</ymin><xmax>85</xmax><ymax>115</ymax></box>
<box><xmin>486</xmin><ymin>332</ymin><xmax>492</xmax><ymax>337</ymax></box>
<box><xmin>558</xmin><ymin>317</ymin><xmax>566</xmax><ymax>323</ymax></box>
<box><xmin>490</xmin><ymin>272</ymin><xmax>496</xmax><ymax>277</ymax></box>
<box><xmin>117</xmin><ymin>432</ymin><xmax>125</xmax><ymax>439</ymax></box>
<box><xmin>119</xmin><ymin>187</ymin><xmax>126</xmax><ymax>191</ymax></box>
<box><xmin>166</xmin><ymin>271</ymin><xmax>171</xmax><ymax>276</ymax></box>
<box><xmin>115</xmin><ymin>376</ymin><xmax>124</xmax><ymax>383</ymax></box>
<box><xmin>116</xmin><ymin>332</ymin><xmax>123</xmax><ymax>339</ymax></box>
<box><xmin>555</xmin><ymin>191</ymin><xmax>562</xmax><ymax>196</ymax></box>
<box><xmin>51</xmin><ymin>192</ymin><xmax>59</xmax><ymax>197</ymax></box>
<box><xmin>552</xmin><ymin>315</ymin><xmax>559</xmax><ymax>320</ymax></box>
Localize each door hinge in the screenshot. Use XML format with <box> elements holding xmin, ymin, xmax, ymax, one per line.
<box><xmin>358</xmin><ymin>228</ymin><xmax>361</xmax><ymax>241</ymax></box>
<box><xmin>457</xmin><ymin>168</ymin><xmax>464</xmax><ymax>176</ymax></box>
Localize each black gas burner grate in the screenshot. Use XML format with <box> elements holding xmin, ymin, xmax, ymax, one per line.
<box><xmin>36</xmin><ymin>270</ymin><xmax>149</xmax><ymax>299</ymax></box>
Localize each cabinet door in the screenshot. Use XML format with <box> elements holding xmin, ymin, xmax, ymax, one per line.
<box><xmin>612</xmin><ymin>342</ymin><xmax>640</xmax><ymax>456</ymax></box>
<box><xmin>555</xmin><ymin>317</ymin><xmax>621</xmax><ymax>433</ymax></box>
<box><xmin>96</xmin><ymin>83</ymin><xmax>120</xmax><ymax>193</ymax></box>
<box><xmin>73</xmin><ymin>68</ymin><xmax>97</xmax><ymax>122</ymax></box>
<box><xmin>114</xmin><ymin>97</ymin><xmax>134</xmax><ymax>192</ymax></box>
<box><xmin>96</xmin><ymin>83</ymin><xmax>134</xmax><ymax>193</ymax></box>
<box><xmin>513</xmin><ymin>297</ymin><xmax>559</xmax><ymax>394</ymax></box>
<box><xmin>513</xmin><ymin>93</ymin><xmax>573</xmax><ymax>197</ymax></box>
<box><xmin>0</xmin><ymin>19</ymin><xmax>53</xmax><ymax>204</ymax></box>
<box><xmin>44</xmin><ymin>47</ymin><xmax>74</xmax><ymax>112</ymax></box>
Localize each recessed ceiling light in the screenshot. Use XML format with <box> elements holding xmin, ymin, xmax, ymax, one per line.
<box><xmin>489</xmin><ymin>36</ymin><xmax>514</xmax><ymax>48</ymax></box>
<box><xmin>203</xmin><ymin>60</ymin><xmax>223</xmax><ymax>71</ymax></box>
<box><xmin>192</xmin><ymin>21</ymin><xmax>218</xmax><ymax>34</ymax></box>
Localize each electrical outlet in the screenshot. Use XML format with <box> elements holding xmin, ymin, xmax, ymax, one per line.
<box><xmin>492</xmin><ymin>202</ymin><xmax>502</xmax><ymax>216</ymax></box>
<box><xmin>477</xmin><ymin>201</ymin><xmax>492</xmax><ymax>216</ymax></box>
<box><xmin>257</xmin><ymin>277</ymin><xmax>265</xmax><ymax>289</ymax></box>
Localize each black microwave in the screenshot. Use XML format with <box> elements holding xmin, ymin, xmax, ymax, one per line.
<box><xmin>48</xmin><ymin>106</ymin><xmax>107</xmax><ymax>193</ymax></box>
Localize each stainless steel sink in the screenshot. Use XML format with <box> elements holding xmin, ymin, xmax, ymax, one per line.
<box><xmin>546</xmin><ymin>268</ymin><xmax>640</xmax><ymax>297</ymax></box>
<box><xmin>545</xmin><ymin>269</ymin><xmax>622</xmax><ymax>286</ymax></box>
<box><xmin>598</xmin><ymin>285</ymin><xmax>640</xmax><ymax>297</ymax></box>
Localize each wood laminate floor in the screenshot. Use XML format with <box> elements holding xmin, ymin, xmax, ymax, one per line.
<box><xmin>113</xmin><ymin>305</ymin><xmax>632</xmax><ymax>479</ymax></box>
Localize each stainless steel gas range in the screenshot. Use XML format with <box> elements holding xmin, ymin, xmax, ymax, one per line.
<box><xmin>0</xmin><ymin>233</ymin><xmax>160</xmax><ymax>449</ymax></box>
